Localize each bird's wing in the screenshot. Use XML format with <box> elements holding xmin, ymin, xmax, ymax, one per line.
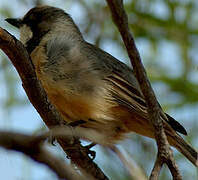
<box><xmin>84</xmin><ymin>42</ymin><xmax>187</xmax><ymax>135</ymax></box>
<box><xmin>105</xmin><ymin>71</ymin><xmax>148</xmax><ymax>116</ymax></box>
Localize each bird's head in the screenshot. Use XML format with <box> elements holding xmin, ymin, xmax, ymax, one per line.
<box><xmin>5</xmin><ymin>6</ymin><xmax>81</xmax><ymax>49</ymax></box>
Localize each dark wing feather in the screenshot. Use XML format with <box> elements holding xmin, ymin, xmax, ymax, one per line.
<box><xmin>165</xmin><ymin>113</ymin><xmax>187</xmax><ymax>135</ymax></box>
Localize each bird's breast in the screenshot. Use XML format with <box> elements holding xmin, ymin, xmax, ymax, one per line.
<box><xmin>30</xmin><ymin>45</ymin><xmax>115</xmax><ymax>123</ymax></box>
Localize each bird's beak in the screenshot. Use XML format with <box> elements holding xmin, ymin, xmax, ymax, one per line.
<box><xmin>5</xmin><ymin>18</ymin><xmax>22</xmax><ymax>28</ymax></box>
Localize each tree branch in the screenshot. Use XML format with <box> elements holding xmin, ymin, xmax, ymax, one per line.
<box><xmin>105</xmin><ymin>0</ymin><xmax>182</xmax><ymax>179</ymax></box>
<box><xmin>0</xmin><ymin>28</ymin><xmax>109</xmax><ymax>180</ymax></box>
<box><xmin>0</xmin><ymin>131</ymin><xmax>90</xmax><ymax>180</ymax></box>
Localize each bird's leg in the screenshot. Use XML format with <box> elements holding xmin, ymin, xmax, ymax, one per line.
<box><xmin>67</xmin><ymin>120</ymin><xmax>96</xmax><ymax>159</ymax></box>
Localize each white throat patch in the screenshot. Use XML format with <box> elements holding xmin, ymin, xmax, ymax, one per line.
<box><xmin>20</xmin><ymin>25</ymin><xmax>33</xmax><ymax>46</ymax></box>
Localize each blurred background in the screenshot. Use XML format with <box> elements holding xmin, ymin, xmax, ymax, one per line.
<box><xmin>0</xmin><ymin>0</ymin><xmax>198</xmax><ymax>179</ymax></box>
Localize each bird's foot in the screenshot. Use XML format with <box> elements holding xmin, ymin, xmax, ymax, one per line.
<box><xmin>84</xmin><ymin>143</ymin><xmax>96</xmax><ymax>160</ymax></box>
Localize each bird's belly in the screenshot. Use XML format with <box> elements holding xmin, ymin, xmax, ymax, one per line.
<box><xmin>45</xmin><ymin>86</ymin><xmax>94</xmax><ymax>122</ymax></box>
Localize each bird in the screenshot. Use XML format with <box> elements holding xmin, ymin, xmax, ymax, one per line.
<box><xmin>5</xmin><ymin>5</ymin><xmax>198</xmax><ymax>166</ymax></box>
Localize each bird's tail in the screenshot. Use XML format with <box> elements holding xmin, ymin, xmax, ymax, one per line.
<box><xmin>167</xmin><ymin>132</ymin><xmax>198</xmax><ymax>167</ymax></box>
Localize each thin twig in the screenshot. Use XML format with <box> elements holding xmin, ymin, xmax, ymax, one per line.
<box><xmin>35</xmin><ymin>126</ymin><xmax>111</xmax><ymax>146</ymax></box>
<box><xmin>105</xmin><ymin>0</ymin><xmax>182</xmax><ymax>179</ymax></box>
<box><xmin>150</xmin><ymin>152</ymin><xmax>163</xmax><ymax>180</ymax></box>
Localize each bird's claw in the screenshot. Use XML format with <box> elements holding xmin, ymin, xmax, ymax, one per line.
<box><xmin>47</xmin><ymin>132</ymin><xmax>56</xmax><ymax>146</ymax></box>
<box><xmin>84</xmin><ymin>143</ymin><xmax>96</xmax><ymax>160</ymax></box>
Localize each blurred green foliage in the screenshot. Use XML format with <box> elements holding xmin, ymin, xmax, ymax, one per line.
<box><xmin>0</xmin><ymin>0</ymin><xmax>198</xmax><ymax>179</ymax></box>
